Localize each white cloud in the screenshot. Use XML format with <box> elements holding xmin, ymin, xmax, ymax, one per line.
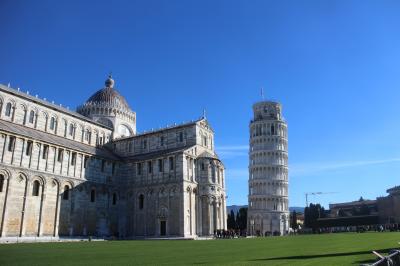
<box><xmin>224</xmin><ymin>157</ymin><xmax>400</xmax><ymax>180</ymax></box>
<box><xmin>217</xmin><ymin>145</ymin><xmax>249</xmax><ymax>151</ymax></box>
<box><xmin>291</xmin><ymin>157</ymin><xmax>400</xmax><ymax>176</ymax></box>
<box><xmin>216</xmin><ymin>145</ymin><xmax>249</xmax><ymax>158</ymax></box>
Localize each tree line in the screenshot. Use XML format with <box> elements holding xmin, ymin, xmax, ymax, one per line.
<box><xmin>227</xmin><ymin>207</ymin><xmax>247</xmax><ymax>230</ymax></box>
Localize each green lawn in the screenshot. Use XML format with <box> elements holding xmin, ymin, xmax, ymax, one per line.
<box><xmin>0</xmin><ymin>232</ymin><xmax>398</xmax><ymax>265</ymax></box>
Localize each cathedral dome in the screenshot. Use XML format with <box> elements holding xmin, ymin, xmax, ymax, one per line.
<box><xmin>85</xmin><ymin>76</ymin><xmax>131</xmax><ymax>111</ymax></box>
<box><xmin>77</xmin><ymin>75</ymin><xmax>136</xmax><ymax>137</ymax></box>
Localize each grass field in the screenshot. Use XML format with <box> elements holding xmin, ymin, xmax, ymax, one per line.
<box><xmin>0</xmin><ymin>232</ymin><xmax>398</xmax><ymax>265</ymax></box>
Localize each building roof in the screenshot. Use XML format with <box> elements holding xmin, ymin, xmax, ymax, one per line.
<box><xmin>198</xmin><ymin>151</ymin><xmax>218</xmax><ymax>160</ymax></box>
<box><xmin>0</xmin><ymin>84</ymin><xmax>112</xmax><ymax>130</ymax></box>
<box><xmin>0</xmin><ymin>119</ymin><xmax>119</xmax><ymax>160</ymax></box>
<box><xmin>114</xmin><ymin>118</ymin><xmax>205</xmax><ymax>141</ymax></box>
<box><xmin>387</xmin><ymin>185</ymin><xmax>400</xmax><ymax>195</ymax></box>
<box><xmin>329</xmin><ymin>199</ymin><xmax>377</xmax><ymax>209</ymax></box>
<box><xmin>123</xmin><ymin>146</ymin><xmax>194</xmax><ymax>161</ymax></box>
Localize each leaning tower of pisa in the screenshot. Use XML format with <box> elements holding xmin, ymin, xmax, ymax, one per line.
<box><xmin>247</xmin><ymin>100</ymin><xmax>289</xmax><ymax>236</ymax></box>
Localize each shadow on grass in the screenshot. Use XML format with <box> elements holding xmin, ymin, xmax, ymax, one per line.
<box><xmin>249</xmin><ymin>249</ymin><xmax>390</xmax><ymax>262</ymax></box>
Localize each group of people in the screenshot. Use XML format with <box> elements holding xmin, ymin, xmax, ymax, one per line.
<box><xmin>214</xmin><ymin>229</ymin><xmax>247</xmax><ymax>239</ymax></box>
<box><xmin>298</xmin><ymin>223</ymin><xmax>400</xmax><ymax>234</ymax></box>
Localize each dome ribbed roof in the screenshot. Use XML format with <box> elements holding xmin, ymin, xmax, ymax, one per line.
<box><xmin>85</xmin><ymin>76</ymin><xmax>131</xmax><ymax>111</ymax></box>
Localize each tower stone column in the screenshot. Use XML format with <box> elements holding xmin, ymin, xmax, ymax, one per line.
<box><xmin>247</xmin><ymin>101</ymin><xmax>289</xmax><ymax>236</ymax></box>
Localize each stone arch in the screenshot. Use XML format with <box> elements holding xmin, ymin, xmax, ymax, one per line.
<box><xmin>5</xmin><ymin>98</ymin><xmax>16</xmax><ymax>107</ymax></box>
<box><xmin>169</xmin><ymin>186</ymin><xmax>176</xmax><ymax>196</ymax></box>
<box><xmin>146</xmin><ymin>188</ymin><xmax>153</xmax><ymax>197</ymax></box>
<box><xmin>96</xmin><ymin>117</ymin><xmax>114</xmax><ymax>129</ymax></box>
<box><xmin>158</xmin><ymin>187</ymin><xmax>166</xmax><ymax>197</ymax></box>
<box><xmin>136</xmin><ymin>190</ymin><xmax>145</xmax><ymax>198</ymax></box>
<box><xmin>4</xmin><ymin>99</ymin><xmax>16</xmax><ymax>118</ymax></box>
<box><xmin>62</xmin><ymin>181</ymin><xmax>73</xmax><ymax>200</ymax></box>
<box><xmin>50</xmin><ymin>178</ymin><xmax>60</xmax><ymax>189</ymax></box>
<box><xmin>19</xmin><ymin>103</ymin><xmax>28</xmax><ymax>123</ymax></box>
<box><xmin>111</xmin><ymin>191</ymin><xmax>118</xmax><ymax>205</ymax></box>
<box><xmin>118</xmin><ymin>122</ymin><xmax>133</xmax><ymax>137</ymax></box>
<box><xmin>126</xmin><ymin>190</ymin><xmax>134</xmax><ymax>200</ymax></box>
<box><xmin>31</xmin><ymin>175</ymin><xmax>45</xmax><ymax>186</ymax></box>
<box><xmin>19</xmin><ymin>102</ymin><xmax>27</xmax><ymax>110</ymax></box>
<box><xmin>63</xmin><ymin>180</ymin><xmax>74</xmax><ymax>189</ymax></box>
<box><xmin>49</xmin><ymin>114</ymin><xmax>58</xmax><ymax>131</ymax></box>
<box><xmin>0</xmin><ymin>168</ymin><xmax>11</xmax><ymax>180</ymax></box>
<box><xmin>16</xmin><ymin>171</ymin><xmax>29</xmax><ymax>183</ymax></box>
<box><xmin>138</xmin><ymin>193</ymin><xmax>145</xmax><ymax>209</ymax></box>
<box><xmin>158</xmin><ymin>205</ymin><xmax>169</xmax><ymax>219</ymax></box>
<box><xmin>28</xmin><ymin>107</ymin><xmax>37</xmax><ymax>125</ymax></box>
<box><xmin>41</xmin><ymin>110</ymin><xmax>48</xmax><ymax>119</ymax></box>
<box><xmin>31</xmin><ymin>176</ymin><xmax>44</xmax><ymax>197</ymax></box>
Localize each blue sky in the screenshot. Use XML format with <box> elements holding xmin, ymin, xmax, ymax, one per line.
<box><xmin>1</xmin><ymin>0</ymin><xmax>400</xmax><ymax>208</ymax></box>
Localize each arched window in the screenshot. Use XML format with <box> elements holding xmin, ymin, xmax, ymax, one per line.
<box><xmin>32</xmin><ymin>180</ymin><xmax>40</xmax><ymax>196</ymax></box>
<box><xmin>63</xmin><ymin>185</ymin><xmax>70</xmax><ymax>200</ymax></box>
<box><xmin>8</xmin><ymin>136</ymin><xmax>15</xmax><ymax>152</ymax></box>
<box><xmin>0</xmin><ymin>174</ymin><xmax>4</xmax><ymax>192</ymax></box>
<box><xmin>5</xmin><ymin>103</ymin><xmax>12</xmax><ymax>117</ymax></box>
<box><xmin>64</xmin><ymin>121</ymin><xmax>68</xmax><ymax>137</ymax></box>
<box><xmin>50</xmin><ymin>117</ymin><xmax>55</xmax><ymax>130</ymax></box>
<box><xmin>85</xmin><ymin>130</ymin><xmax>90</xmax><ymax>142</ymax></box>
<box><xmin>69</xmin><ymin>124</ymin><xmax>74</xmax><ymax>136</ymax></box>
<box><xmin>112</xmin><ymin>193</ymin><xmax>117</xmax><ymax>205</ymax></box>
<box><xmin>22</xmin><ymin>108</ymin><xmax>27</xmax><ymax>124</ymax></box>
<box><xmin>90</xmin><ymin>189</ymin><xmax>95</xmax><ymax>202</ymax></box>
<box><xmin>139</xmin><ymin>194</ymin><xmax>144</xmax><ymax>209</ymax></box>
<box><xmin>29</xmin><ymin>110</ymin><xmax>35</xmax><ymax>124</ymax></box>
<box><xmin>271</xmin><ymin>125</ymin><xmax>275</xmax><ymax>135</ymax></box>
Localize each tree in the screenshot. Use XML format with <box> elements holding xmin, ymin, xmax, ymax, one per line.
<box><xmin>290</xmin><ymin>210</ymin><xmax>298</xmax><ymax>229</ymax></box>
<box><xmin>236</xmin><ymin>207</ymin><xmax>247</xmax><ymax>230</ymax></box>
<box><xmin>227</xmin><ymin>210</ymin><xmax>236</xmax><ymax>229</ymax></box>
<box><xmin>304</xmin><ymin>203</ymin><xmax>326</xmax><ymax>232</ymax></box>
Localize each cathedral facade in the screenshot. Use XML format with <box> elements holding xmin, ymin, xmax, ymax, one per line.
<box><xmin>0</xmin><ymin>76</ymin><xmax>227</xmax><ymax>239</ymax></box>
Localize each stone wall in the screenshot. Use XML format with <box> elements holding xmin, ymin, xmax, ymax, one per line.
<box><xmin>0</xmin><ymin>85</ymin><xmax>227</xmax><ymax>239</ymax></box>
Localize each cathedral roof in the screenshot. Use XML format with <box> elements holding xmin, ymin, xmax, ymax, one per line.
<box><xmin>198</xmin><ymin>151</ymin><xmax>218</xmax><ymax>159</ymax></box>
<box><xmin>124</xmin><ymin>146</ymin><xmax>193</xmax><ymax>161</ymax></box>
<box><xmin>0</xmin><ymin>119</ymin><xmax>119</xmax><ymax>160</ymax></box>
<box><xmin>0</xmin><ymin>84</ymin><xmax>112</xmax><ymax>130</ymax></box>
<box><xmin>84</xmin><ymin>76</ymin><xmax>131</xmax><ymax>111</ymax></box>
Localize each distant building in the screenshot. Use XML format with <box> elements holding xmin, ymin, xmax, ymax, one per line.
<box><xmin>329</xmin><ymin>199</ymin><xmax>378</xmax><ymax>218</ymax></box>
<box><xmin>318</xmin><ymin>186</ymin><xmax>400</xmax><ymax>228</ymax></box>
<box><xmin>377</xmin><ymin>186</ymin><xmax>400</xmax><ymax>224</ymax></box>
<box><xmin>247</xmin><ymin>100</ymin><xmax>289</xmax><ymax>236</ymax></box>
